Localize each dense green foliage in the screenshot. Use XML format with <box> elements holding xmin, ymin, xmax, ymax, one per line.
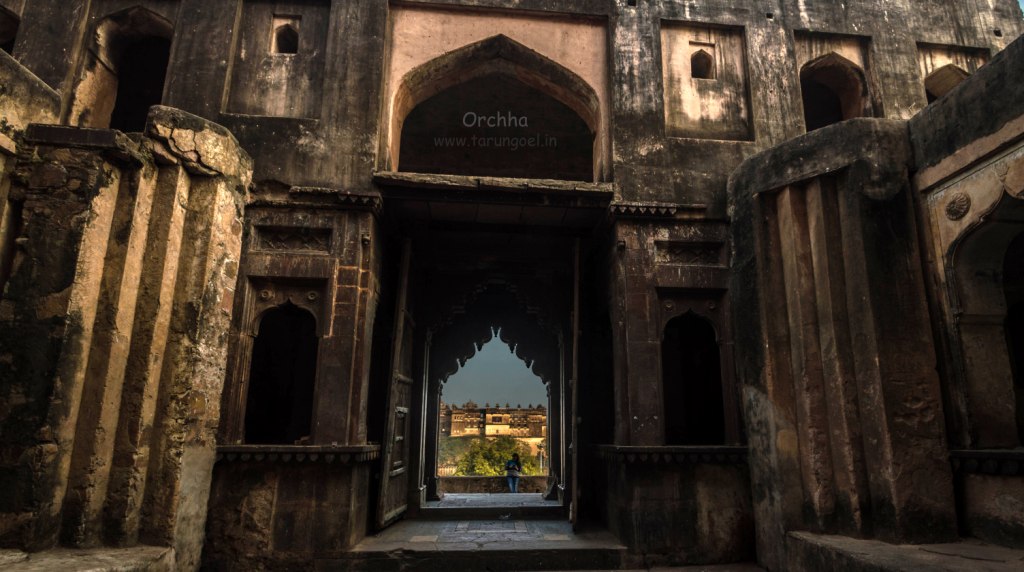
<box><xmin>442</xmin><ymin>436</ymin><xmax>541</xmax><ymax>476</ymax></box>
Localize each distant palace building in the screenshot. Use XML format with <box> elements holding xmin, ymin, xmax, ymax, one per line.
<box><xmin>440</xmin><ymin>401</ymin><xmax>547</xmax><ymax>438</ymax></box>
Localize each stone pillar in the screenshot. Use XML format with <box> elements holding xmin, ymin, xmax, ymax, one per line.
<box><xmin>0</xmin><ymin>105</ymin><xmax>251</xmax><ymax>572</ymax></box>
<box><xmin>729</xmin><ymin>119</ymin><xmax>957</xmax><ymax>571</ymax></box>
<box><xmin>315</xmin><ymin>210</ymin><xmax>381</xmax><ymax>445</ymax></box>
<box><xmin>136</xmin><ymin>107</ymin><xmax>250</xmax><ymax>570</ymax></box>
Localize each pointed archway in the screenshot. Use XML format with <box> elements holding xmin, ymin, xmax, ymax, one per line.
<box><xmin>385</xmin><ymin>34</ymin><xmax>606</xmax><ymax>181</ymax></box>
<box><xmin>799</xmin><ymin>52</ymin><xmax>871</xmax><ymax>131</ymax></box>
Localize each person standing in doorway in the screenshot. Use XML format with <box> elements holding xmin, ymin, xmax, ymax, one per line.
<box><xmin>505</xmin><ymin>453</ymin><xmax>522</xmax><ymax>493</ymax></box>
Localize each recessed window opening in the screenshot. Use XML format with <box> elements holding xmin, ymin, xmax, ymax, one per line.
<box><xmin>272</xmin><ymin>16</ymin><xmax>300</xmax><ymax>55</ymax></box>
<box><xmin>109</xmin><ymin>35</ymin><xmax>172</xmax><ymax>133</ymax></box>
<box><xmin>800</xmin><ymin>54</ymin><xmax>869</xmax><ymax>132</ymax></box>
<box><xmin>438</xmin><ymin>330</ymin><xmax>549</xmax><ymax>480</ymax></box>
<box><xmin>1003</xmin><ymin>232</ymin><xmax>1024</xmax><ymax>444</ymax></box>
<box><xmin>924</xmin><ymin>64</ymin><xmax>969</xmax><ymax>104</ymax></box>
<box><xmin>662</xmin><ymin>313</ymin><xmax>726</xmax><ymax>445</ymax></box>
<box><xmin>0</xmin><ymin>8</ymin><xmax>18</xmax><ymax>55</ymax></box>
<box><xmin>691</xmin><ymin>49</ymin><xmax>716</xmax><ymax>80</ymax></box>
<box><xmin>244</xmin><ymin>302</ymin><xmax>319</xmax><ymax>445</ymax></box>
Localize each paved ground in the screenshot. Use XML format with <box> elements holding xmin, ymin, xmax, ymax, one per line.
<box><xmin>0</xmin><ymin>546</ymin><xmax>171</xmax><ymax>571</ymax></box>
<box><xmin>428</xmin><ymin>492</ymin><xmax>561</xmax><ymax>509</ymax></box>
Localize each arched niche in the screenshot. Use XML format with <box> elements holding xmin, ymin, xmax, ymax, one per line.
<box><xmin>386</xmin><ymin>34</ymin><xmax>605</xmax><ymax>182</ymax></box>
<box><xmin>0</xmin><ymin>6</ymin><xmax>18</xmax><ymax>55</ymax></box>
<box><xmin>273</xmin><ymin>23</ymin><xmax>299</xmax><ymax>55</ymax></box>
<box><xmin>661</xmin><ymin>312</ymin><xmax>726</xmax><ymax>445</ymax></box>
<box><xmin>691</xmin><ymin>49</ymin><xmax>716</xmax><ymax>80</ymax></box>
<box><xmin>799</xmin><ymin>52</ymin><xmax>871</xmax><ymax>132</ymax></box>
<box><xmin>68</xmin><ymin>6</ymin><xmax>174</xmax><ymax>132</ymax></box>
<box><xmin>925</xmin><ymin>63</ymin><xmax>969</xmax><ymax>103</ymax></box>
<box><xmin>244</xmin><ymin>302</ymin><xmax>320</xmax><ymax>445</ymax></box>
<box><xmin>950</xmin><ymin>195</ymin><xmax>1024</xmax><ymax>448</ymax></box>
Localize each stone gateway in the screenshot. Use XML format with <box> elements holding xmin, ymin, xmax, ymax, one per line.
<box><xmin>0</xmin><ymin>1</ymin><xmax>1023</xmax><ymax>570</ymax></box>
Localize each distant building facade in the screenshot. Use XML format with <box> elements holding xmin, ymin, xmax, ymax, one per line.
<box><xmin>440</xmin><ymin>400</ymin><xmax>547</xmax><ymax>438</ymax></box>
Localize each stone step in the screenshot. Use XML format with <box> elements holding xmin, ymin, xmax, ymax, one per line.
<box><xmin>324</xmin><ymin>546</ymin><xmax>627</xmax><ymax>572</ymax></box>
<box><xmin>418</xmin><ymin>504</ymin><xmax>566</xmax><ymax>520</ymax></box>
<box><xmin>329</xmin><ymin>520</ymin><xmax>627</xmax><ymax>572</ymax></box>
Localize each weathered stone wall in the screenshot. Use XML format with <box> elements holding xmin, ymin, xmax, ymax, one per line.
<box><xmin>909</xmin><ymin>36</ymin><xmax>1024</xmax><ymax>550</ymax></box>
<box><xmin>202</xmin><ymin>450</ymin><xmax>376</xmax><ymax>571</ymax></box>
<box><xmin>0</xmin><ymin>102</ymin><xmax>251</xmax><ymax>572</ymax></box>
<box><xmin>598</xmin><ymin>451</ymin><xmax>754</xmax><ymax>566</ymax></box>
<box><xmin>437</xmin><ymin>476</ymin><xmax>550</xmax><ymax>494</ymax></box>
<box><xmin>729</xmin><ymin>119</ymin><xmax>960</xmax><ymax>570</ymax></box>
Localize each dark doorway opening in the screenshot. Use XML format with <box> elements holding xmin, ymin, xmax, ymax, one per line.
<box><xmin>662</xmin><ymin>313</ymin><xmax>726</xmax><ymax>445</ymax></box>
<box><xmin>244</xmin><ymin>303</ymin><xmax>319</xmax><ymax>445</ymax></box>
<box><xmin>1004</xmin><ymin>232</ymin><xmax>1024</xmax><ymax>444</ymax></box>
<box><xmin>0</xmin><ymin>8</ymin><xmax>17</xmax><ymax>55</ymax></box>
<box><xmin>110</xmin><ymin>36</ymin><xmax>172</xmax><ymax>133</ymax></box>
<box><xmin>800</xmin><ymin>54</ymin><xmax>869</xmax><ymax>132</ymax></box>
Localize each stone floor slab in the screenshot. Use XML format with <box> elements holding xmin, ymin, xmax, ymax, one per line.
<box><xmin>789</xmin><ymin>532</ymin><xmax>1024</xmax><ymax>571</ymax></box>
<box><xmin>0</xmin><ymin>546</ymin><xmax>172</xmax><ymax>571</ymax></box>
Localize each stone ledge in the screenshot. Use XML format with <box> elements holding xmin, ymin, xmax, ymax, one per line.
<box><xmin>787</xmin><ymin>531</ymin><xmax>1024</xmax><ymax>571</ymax></box>
<box><xmin>595</xmin><ymin>445</ymin><xmax>748</xmax><ymax>465</ymax></box>
<box><xmin>215</xmin><ymin>444</ymin><xmax>381</xmax><ymax>464</ymax></box>
<box><xmin>23</xmin><ymin>124</ymin><xmax>145</xmax><ymax>166</ymax></box>
<box><xmin>374</xmin><ymin>170</ymin><xmax>616</xmax><ymax>196</ymax></box>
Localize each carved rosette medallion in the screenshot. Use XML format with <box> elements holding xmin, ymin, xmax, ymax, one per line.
<box><xmin>945</xmin><ymin>192</ymin><xmax>972</xmax><ymax>221</ymax></box>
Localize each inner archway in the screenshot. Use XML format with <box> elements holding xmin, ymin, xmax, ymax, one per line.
<box><xmin>438</xmin><ymin>331</ymin><xmax>550</xmax><ymax>488</ymax></box>
<box><xmin>1004</xmin><ymin>232</ymin><xmax>1024</xmax><ymax>444</ymax></box>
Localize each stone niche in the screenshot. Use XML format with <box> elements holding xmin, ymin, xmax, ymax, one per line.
<box><xmin>793</xmin><ymin>32</ymin><xmax>877</xmax><ymax>129</ymax></box>
<box><xmin>916</xmin><ymin>43</ymin><xmax>988</xmax><ymax>102</ymax></box>
<box><xmin>660</xmin><ymin>23</ymin><xmax>752</xmax><ymax>141</ymax></box>
<box><xmin>225</xmin><ymin>0</ymin><xmax>329</xmax><ymax>119</ymax></box>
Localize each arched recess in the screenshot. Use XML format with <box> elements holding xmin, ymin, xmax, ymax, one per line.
<box><xmin>0</xmin><ymin>6</ymin><xmax>18</xmax><ymax>55</ymax></box>
<box><xmin>68</xmin><ymin>6</ymin><xmax>174</xmax><ymax>131</ymax></box>
<box><xmin>244</xmin><ymin>302</ymin><xmax>320</xmax><ymax>445</ymax></box>
<box><xmin>799</xmin><ymin>52</ymin><xmax>871</xmax><ymax>132</ymax></box>
<box><xmin>273</xmin><ymin>23</ymin><xmax>299</xmax><ymax>55</ymax></box>
<box><xmin>661</xmin><ymin>312</ymin><xmax>726</xmax><ymax>445</ymax></box>
<box><xmin>950</xmin><ymin>194</ymin><xmax>1024</xmax><ymax>448</ymax></box>
<box><xmin>386</xmin><ymin>34</ymin><xmax>606</xmax><ymax>182</ymax></box>
<box><xmin>924</xmin><ymin>64</ymin><xmax>969</xmax><ymax>103</ymax></box>
<box><xmin>691</xmin><ymin>49</ymin><xmax>715</xmax><ymax>80</ymax></box>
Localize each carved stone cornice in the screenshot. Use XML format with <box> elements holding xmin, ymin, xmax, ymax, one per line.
<box><xmin>609</xmin><ymin>201</ymin><xmax>706</xmax><ymax>219</ymax></box>
<box><xmin>596</xmin><ymin>445</ymin><xmax>748</xmax><ymax>465</ymax></box>
<box><xmin>950</xmin><ymin>449</ymin><xmax>1024</xmax><ymax>476</ymax></box>
<box><xmin>216</xmin><ymin>444</ymin><xmax>381</xmax><ymax>465</ymax></box>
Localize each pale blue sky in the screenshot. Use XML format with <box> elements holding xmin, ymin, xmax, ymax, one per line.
<box><xmin>441</xmin><ymin>337</ymin><xmax>548</xmax><ymax>408</ymax></box>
